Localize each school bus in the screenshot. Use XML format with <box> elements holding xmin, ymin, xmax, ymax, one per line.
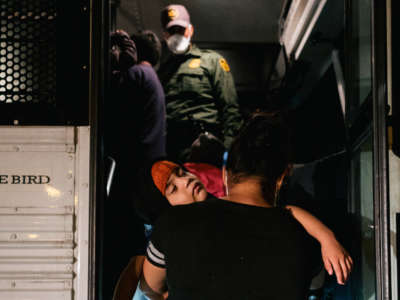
<box><xmin>0</xmin><ymin>0</ymin><xmax>398</xmax><ymax>299</ymax></box>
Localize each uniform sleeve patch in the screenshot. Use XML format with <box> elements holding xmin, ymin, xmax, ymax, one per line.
<box><xmin>189</xmin><ymin>58</ymin><xmax>201</xmax><ymax>69</ymax></box>
<box><xmin>219</xmin><ymin>58</ymin><xmax>231</xmax><ymax>72</ymax></box>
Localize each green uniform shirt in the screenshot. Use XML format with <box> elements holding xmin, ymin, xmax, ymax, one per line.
<box><xmin>158</xmin><ymin>45</ymin><xmax>242</xmax><ymax>149</ymax></box>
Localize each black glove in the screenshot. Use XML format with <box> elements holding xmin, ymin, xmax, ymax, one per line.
<box><xmin>110</xmin><ymin>29</ymin><xmax>137</xmax><ymax>71</ymax></box>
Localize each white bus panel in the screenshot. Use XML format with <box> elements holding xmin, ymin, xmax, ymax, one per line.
<box><xmin>0</xmin><ymin>126</ymin><xmax>90</xmax><ymax>300</ymax></box>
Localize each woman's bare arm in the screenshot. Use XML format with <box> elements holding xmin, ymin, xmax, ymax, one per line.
<box><xmin>286</xmin><ymin>205</ymin><xmax>353</xmax><ymax>285</ymax></box>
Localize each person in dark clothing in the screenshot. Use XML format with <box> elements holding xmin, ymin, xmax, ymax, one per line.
<box><xmin>113</xmin><ymin>157</ymin><xmax>352</xmax><ymax>300</ymax></box>
<box><xmin>140</xmin><ymin>112</ymin><xmax>353</xmax><ymax>300</ymax></box>
<box><xmin>107</xmin><ymin>29</ymin><xmax>166</xmax><ymax>164</ymax></box>
<box><xmin>112</xmin><ymin>29</ymin><xmax>167</xmax><ymax>300</ymax></box>
<box><xmin>103</xmin><ymin>29</ymin><xmax>166</xmax><ymax>300</ymax></box>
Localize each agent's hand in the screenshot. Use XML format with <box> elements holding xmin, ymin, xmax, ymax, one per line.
<box><xmin>321</xmin><ymin>238</ymin><xmax>353</xmax><ymax>285</ymax></box>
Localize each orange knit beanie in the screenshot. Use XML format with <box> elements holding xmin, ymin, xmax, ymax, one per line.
<box><xmin>151</xmin><ymin>160</ymin><xmax>179</xmax><ymax>195</ymax></box>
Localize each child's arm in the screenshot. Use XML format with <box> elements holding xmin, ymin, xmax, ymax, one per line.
<box><xmin>140</xmin><ymin>257</ymin><xmax>168</xmax><ymax>300</ymax></box>
<box><xmin>286</xmin><ymin>205</ymin><xmax>353</xmax><ymax>285</ymax></box>
<box><xmin>113</xmin><ymin>255</ymin><xmax>145</xmax><ymax>300</ymax></box>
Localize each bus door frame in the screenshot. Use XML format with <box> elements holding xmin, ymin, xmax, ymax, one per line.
<box><xmin>345</xmin><ymin>0</ymin><xmax>391</xmax><ymax>299</ymax></box>
<box><xmin>371</xmin><ymin>0</ymin><xmax>391</xmax><ymax>299</ymax></box>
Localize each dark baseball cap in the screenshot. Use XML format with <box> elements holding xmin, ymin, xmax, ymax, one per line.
<box><xmin>161</xmin><ymin>4</ymin><xmax>191</xmax><ymax>30</ymax></box>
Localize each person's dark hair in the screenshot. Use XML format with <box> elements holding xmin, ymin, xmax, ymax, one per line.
<box><xmin>225</xmin><ymin>111</ymin><xmax>292</xmax><ymax>205</ymax></box>
<box><xmin>130</xmin><ymin>30</ymin><xmax>162</xmax><ymax>67</ymax></box>
<box><xmin>188</xmin><ymin>132</ymin><xmax>226</xmax><ymax>168</ymax></box>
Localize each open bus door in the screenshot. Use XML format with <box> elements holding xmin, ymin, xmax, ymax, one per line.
<box><xmin>279</xmin><ymin>0</ymin><xmax>392</xmax><ymax>299</ymax></box>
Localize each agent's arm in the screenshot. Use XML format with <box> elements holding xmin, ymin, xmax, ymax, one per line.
<box><xmin>286</xmin><ymin>205</ymin><xmax>353</xmax><ymax>285</ymax></box>
<box><xmin>211</xmin><ymin>54</ymin><xmax>242</xmax><ymax>149</ymax></box>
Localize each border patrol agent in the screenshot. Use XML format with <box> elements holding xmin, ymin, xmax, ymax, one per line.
<box><xmin>159</xmin><ymin>4</ymin><xmax>243</xmax><ymax>164</ymax></box>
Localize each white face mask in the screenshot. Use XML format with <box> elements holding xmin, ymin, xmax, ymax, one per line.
<box><xmin>167</xmin><ymin>33</ymin><xmax>191</xmax><ymax>55</ymax></box>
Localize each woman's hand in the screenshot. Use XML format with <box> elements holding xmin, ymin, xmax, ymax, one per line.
<box><xmin>320</xmin><ymin>236</ymin><xmax>353</xmax><ymax>285</ymax></box>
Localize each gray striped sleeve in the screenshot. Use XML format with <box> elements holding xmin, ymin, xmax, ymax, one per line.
<box><xmin>146</xmin><ymin>241</ymin><xmax>166</xmax><ymax>268</ymax></box>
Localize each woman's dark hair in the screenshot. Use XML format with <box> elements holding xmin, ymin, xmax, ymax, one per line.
<box><xmin>226</xmin><ymin>111</ymin><xmax>292</xmax><ymax>205</ymax></box>
<box><xmin>131</xmin><ymin>30</ymin><xmax>162</xmax><ymax>67</ymax></box>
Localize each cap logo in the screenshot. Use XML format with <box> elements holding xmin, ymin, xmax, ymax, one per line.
<box><xmin>168</xmin><ymin>8</ymin><xmax>179</xmax><ymax>20</ymax></box>
<box><xmin>219</xmin><ymin>58</ymin><xmax>230</xmax><ymax>72</ymax></box>
<box><xmin>189</xmin><ymin>58</ymin><xmax>201</xmax><ymax>69</ymax></box>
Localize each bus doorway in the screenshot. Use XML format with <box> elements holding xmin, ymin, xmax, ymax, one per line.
<box><xmin>103</xmin><ymin>0</ymin><xmax>395</xmax><ymax>299</ymax></box>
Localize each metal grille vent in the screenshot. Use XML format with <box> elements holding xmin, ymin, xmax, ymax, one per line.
<box><xmin>0</xmin><ymin>0</ymin><xmax>56</xmax><ymax>104</ymax></box>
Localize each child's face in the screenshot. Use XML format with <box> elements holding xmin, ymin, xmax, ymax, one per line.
<box><xmin>164</xmin><ymin>167</ymin><xmax>208</xmax><ymax>205</ymax></box>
